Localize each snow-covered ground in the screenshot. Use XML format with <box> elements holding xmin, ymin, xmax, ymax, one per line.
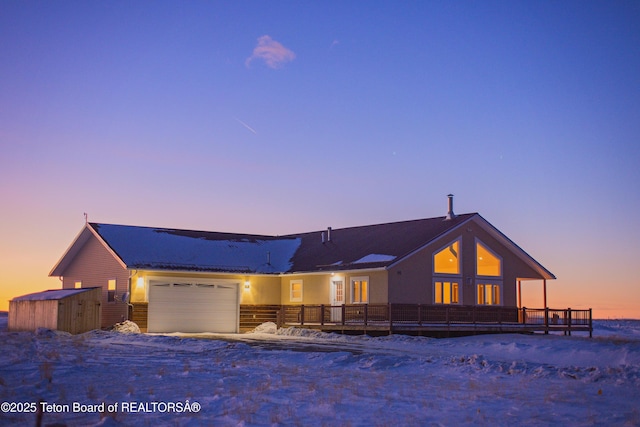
<box><xmin>1</xmin><ymin>312</ymin><xmax>639</xmax><ymax>426</ymax></box>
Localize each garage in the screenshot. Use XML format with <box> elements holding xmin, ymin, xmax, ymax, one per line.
<box><xmin>147</xmin><ymin>280</ymin><xmax>240</xmax><ymax>333</ymax></box>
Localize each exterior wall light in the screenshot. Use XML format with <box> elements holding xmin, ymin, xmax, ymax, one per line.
<box><xmin>244</xmin><ymin>280</ymin><xmax>251</xmax><ymax>290</ymax></box>
<box><xmin>136</xmin><ymin>277</ymin><xmax>144</xmax><ymax>288</ymax></box>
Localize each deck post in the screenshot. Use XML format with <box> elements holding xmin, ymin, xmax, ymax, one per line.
<box><xmin>418</xmin><ymin>304</ymin><xmax>422</xmax><ymax>327</ymax></box>
<box><xmin>544</xmin><ymin>307</ymin><xmax>549</xmax><ymax>334</ymax></box>
<box><xmin>543</xmin><ymin>279</ymin><xmax>547</xmax><ymax>310</ymax></box>
<box><xmin>364</xmin><ymin>304</ymin><xmax>368</xmax><ymax>327</ymax></box>
<box><xmin>388</xmin><ymin>303</ymin><xmax>392</xmax><ymax>333</ymax></box>
<box><xmin>567</xmin><ymin>308</ymin><xmax>572</xmax><ymax>336</ymax></box>
<box><xmin>589</xmin><ymin>308</ymin><xmax>593</xmax><ymax>338</ymax></box>
<box><xmin>320</xmin><ymin>304</ymin><xmax>325</xmax><ymax>326</ymax></box>
<box><xmin>518</xmin><ymin>280</ymin><xmax>522</xmax><ymax>309</ymax></box>
<box><xmin>522</xmin><ymin>307</ymin><xmax>526</xmax><ymax>324</ymax></box>
<box><xmin>300</xmin><ymin>305</ymin><xmax>305</xmax><ymax>326</ymax></box>
<box><xmin>341</xmin><ymin>304</ymin><xmax>345</xmax><ymax>326</ymax></box>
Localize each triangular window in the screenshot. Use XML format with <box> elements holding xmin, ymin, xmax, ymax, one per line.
<box><xmin>433</xmin><ymin>239</ymin><xmax>460</xmax><ymax>275</ymax></box>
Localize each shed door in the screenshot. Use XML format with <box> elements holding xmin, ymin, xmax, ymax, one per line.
<box><xmin>148</xmin><ymin>281</ymin><xmax>239</xmax><ymax>333</ymax></box>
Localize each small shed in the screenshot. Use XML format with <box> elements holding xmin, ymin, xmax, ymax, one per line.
<box><xmin>8</xmin><ymin>287</ymin><xmax>102</xmax><ymax>334</ymax></box>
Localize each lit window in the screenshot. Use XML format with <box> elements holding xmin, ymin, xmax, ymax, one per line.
<box><xmin>108</xmin><ymin>279</ymin><xmax>116</xmax><ymax>302</ymax></box>
<box><xmin>434</xmin><ymin>281</ymin><xmax>460</xmax><ymax>304</ymax></box>
<box><xmin>434</xmin><ymin>240</ymin><xmax>460</xmax><ymax>275</ymax></box>
<box><xmin>74</xmin><ymin>281</ymin><xmax>82</xmax><ymax>289</ymax></box>
<box><xmin>476</xmin><ymin>241</ymin><xmax>501</xmax><ymax>277</ymax></box>
<box><xmin>477</xmin><ymin>283</ymin><xmax>501</xmax><ymax>305</ymax></box>
<box><xmin>290</xmin><ymin>280</ymin><xmax>303</xmax><ymax>302</ymax></box>
<box><xmin>351</xmin><ymin>276</ymin><xmax>369</xmax><ymax>304</ymax></box>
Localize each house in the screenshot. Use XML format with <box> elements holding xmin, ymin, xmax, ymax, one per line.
<box><xmin>49</xmin><ymin>195</ymin><xmax>555</xmax><ymax>333</ymax></box>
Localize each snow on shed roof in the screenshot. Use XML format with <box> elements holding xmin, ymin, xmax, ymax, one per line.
<box><xmin>12</xmin><ymin>288</ymin><xmax>98</xmax><ymax>301</ymax></box>
<box><xmin>91</xmin><ymin>223</ymin><xmax>301</xmax><ymax>274</ymax></box>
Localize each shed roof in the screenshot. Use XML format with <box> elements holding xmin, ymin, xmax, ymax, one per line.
<box><xmin>12</xmin><ymin>287</ymin><xmax>100</xmax><ymax>302</ymax></box>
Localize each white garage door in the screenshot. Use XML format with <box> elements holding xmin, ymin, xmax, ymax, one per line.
<box><xmin>148</xmin><ymin>281</ymin><xmax>239</xmax><ymax>333</ymax></box>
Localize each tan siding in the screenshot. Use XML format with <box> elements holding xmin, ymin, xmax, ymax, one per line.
<box><xmin>388</xmin><ymin>217</ymin><xmax>549</xmax><ymax>307</ymax></box>
<box><xmin>132</xmin><ymin>271</ymin><xmax>281</xmax><ymax>305</ymax></box>
<box><xmin>280</xmin><ymin>271</ymin><xmax>388</xmax><ymax>305</ymax></box>
<box><xmin>61</xmin><ymin>236</ymin><xmax>128</xmax><ymax>328</ymax></box>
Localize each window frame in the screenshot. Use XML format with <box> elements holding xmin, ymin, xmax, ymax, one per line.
<box><xmin>350</xmin><ymin>276</ymin><xmax>369</xmax><ymax>304</ymax></box>
<box><xmin>107</xmin><ymin>279</ymin><xmax>116</xmax><ymax>303</ymax></box>
<box><xmin>74</xmin><ymin>281</ymin><xmax>82</xmax><ymax>289</ymax></box>
<box><xmin>433</xmin><ymin>238</ymin><xmax>462</xmax><ymax>276</ymax></box>
<box><xmin>433</xmin><ymin>280</ymin><xmax>461</xmax><ymax>304</ymax></box>
<box><xmin>475</xmin><ymin>238</ymin><xmax>503</xmax><ymax>278</ymax></box>
<box><xmin>289</xmin><ymin>279</ymin><xmax>303</xmax><ymax>302</ymax></box>
<box><xmin>476</xmin><ymin>282</ymin><xmax>503</xmax><ymax>306</ymax></box>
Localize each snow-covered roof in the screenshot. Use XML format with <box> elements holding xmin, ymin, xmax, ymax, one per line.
<box><xmin>92</xmin><ymin>224</ymin><xmax>301</xmax><ymax>274</ymax></box>
<box><xmin>49</xmin><ymin>212</ymin><xmax>555</xmax><ymax>279</ymax></box>
<box><xmin>12</xmin><ymin>288</ymin><xmax>98</xmax><ymax>301</ymax></box>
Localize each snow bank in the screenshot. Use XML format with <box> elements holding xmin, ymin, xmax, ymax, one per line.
<box><xmin>250</xmin><ymin>322</ymin><xmax>277</xmax><ymax>334</ymax></box>
<box><xmin>111</xmin><ymin>320</ymin><xmax>141</xmax><ymax>333</ymax></box>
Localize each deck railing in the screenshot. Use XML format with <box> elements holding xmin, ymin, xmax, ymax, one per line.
<box><xmin>276</xmin><ymin>304</ymin><xmax>593</xmax><ymax>336</ymax></box>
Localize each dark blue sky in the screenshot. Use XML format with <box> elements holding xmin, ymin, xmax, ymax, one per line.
<box><xmin>1</xmin><ymin>1</ymin><xmax>639</xmax><ymax>316</ymax></box>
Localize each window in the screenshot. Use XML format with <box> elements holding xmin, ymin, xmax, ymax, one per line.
<box><xmin>351</xmin><ymin>276</ymin><xmax>369</xmax><ymax>304</ymax></box>
<box><xmin>477</xmin><ymin>283</ymin><xmax>501</xmax><ymax>305</ymax></box>
<box><xmin>290</xmin><ymin>280</ymin><xmax>303</xmax><ymax>302</ymax></box>
<box><xmin>108</xmin><ymin>279</ymin><xmax>116</xmax><ymax>302</ymax></box>
<box><xmin>434</xmin><ymin>240</ymin><xmax>461</xmax><ymax>275</ymax></box>
<box><xmin>476</xmin><ymin>241</ymin><xmax>502</xmax><ymax>277</ymax></box>
<box><xmin>434</xmin><ymin>281</ymin><xmax>460</xmax><ymax>304</ymax></box>
<box><xmin>74</xmin><ymin>281</ymin><xmax>82</xmax><ymax>289</ymax></box>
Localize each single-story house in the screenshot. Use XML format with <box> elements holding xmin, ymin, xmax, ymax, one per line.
<box><xmin>49</xmin><ymin>196</ymin><xmax>555</xmax><ymax>333</ymax></box>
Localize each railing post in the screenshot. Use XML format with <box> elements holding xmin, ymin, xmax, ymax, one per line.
<box><xmin>544</xmin><ymin>307</ymin><xmax>549</xmax><ymax>334</ymax></box>
<box><xmin>388</xmin><ymin>303</ymin><xmax>392</xmax><ymax>332</ymax></box>
<box><xmin>320</xmin><ymin>304</ymin><xmax>325</xmax><ymax>326</ymax></box>
<box><xmin>567</xmin><ymin>308</ymin><xmax>572</xmax><ymax>336</ymax></box>
<box><xmin>589</xmin><ymin>308</ymin><xmax>593</xmax><ymax>338</ymax></box>
<box><xmin>364</xmin><ymin>304</ymin><xmax>368</xmax><ymax>326</ymax></box>
<box><xmin>341</xmin><ymin>304</ymin><xmax>346</xmax><ymax>326</ymax></box>
<box><xmin>522</xmin><ymin>307</ymin><xmax>527</xmax><ymax>324</ymax></box>
<box><xmin>418</xmin><ymin>304</ymin><xmax>422</xmax><ymax>327</ymax></box>
<box><xmin>300</xmin><ymin>305</ymin><xmax>305</xmax><ymax>325</ymax></box>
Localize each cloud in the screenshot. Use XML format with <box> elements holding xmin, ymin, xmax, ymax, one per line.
<box><xmin>245</xmin><ymin>35</ymin><xmax>295</xmax><ymax>69</ymax></box>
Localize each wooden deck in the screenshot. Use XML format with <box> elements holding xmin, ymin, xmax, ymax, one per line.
<box><xmin>241</xmin><ymin>304</ymin><xmax>593</xmax><ymax>338</ymax></box>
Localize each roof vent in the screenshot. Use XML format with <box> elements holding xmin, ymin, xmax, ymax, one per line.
<box><xmin>445</xmin><ymin>194</ymin><xmax>456</xmax><ymax>220</ymax></box>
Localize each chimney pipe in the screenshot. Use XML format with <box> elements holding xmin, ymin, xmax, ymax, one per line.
<box><xmin>327</xmin><ymin>227</ymin><xmax>332</xmax><ymax>242</ymax></box>
<box><xmin>445</xmin><ymin>194</ymin><xmax>456</xmax><ymax>220</ymax></box>
<box><xmin>321</xmin><ymin>231</ymin><xmax>326</xmax><ymax>244</ymax></box>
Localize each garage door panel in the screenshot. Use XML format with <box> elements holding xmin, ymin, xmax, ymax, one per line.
<box><xmin>147</xmin><ymin>281</ymin><xmax>239</xmax><ymax>333</ymax></box>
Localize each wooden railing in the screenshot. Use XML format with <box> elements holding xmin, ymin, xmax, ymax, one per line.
<box><xmin>274</xmin><ymin>304</ymin><xmax>593</xmax><ymax>336</ymax></box>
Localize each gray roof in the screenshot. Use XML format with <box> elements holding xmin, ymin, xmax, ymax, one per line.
<box><xmin>50</xmin><ymin>212</ymin><xmax>555</xmax><ymax>279</ymax></box>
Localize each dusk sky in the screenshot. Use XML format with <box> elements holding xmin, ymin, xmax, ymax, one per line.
<box><xmin>1</xmin><ymin>1</ymin><xmax>639</xmax><ymax>317</ymax></box>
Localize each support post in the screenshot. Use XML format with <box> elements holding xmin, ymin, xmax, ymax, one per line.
<box><xmin>543</xmin><ymin>279</ymin><xmax>547</xmax><ymax>311</ymax></box>
<box><xmin>544</xmin><ymin>307</ymin><xmax>549</xmax><ymax>334</ymax></box>
<box><xmin>567</xmin><ymin>308</ymin><xmax>572</xmax><ymax>336</ymax></box>
<box><xmin>518</xmin><ymin>280</ymin><xmax>522</xmax><ymax>309</ymax></box>
<box><xmin>300</xmin><ymin>305</ymin><xmax>305</xmax><ymax>325</ymax></box>
<box><xmin>320</xmin><ymin>304</ymin><xmax>325</xmax><ymax>326</ymax></box>
<box><xmin>341</xmin><ymin>304</ymin><xmax>346</xmax><ymax>326</ymax></box>
<box><xmin>589</xmin><ymin>308</ymin><xmax>593</xmax><ymax>338</ymax></box>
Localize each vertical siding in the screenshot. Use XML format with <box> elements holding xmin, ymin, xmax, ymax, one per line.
<box><xmin>8</xmin><ymin>300</ymin><xmax>58</xmax><ymax>331</ymax></box>
<box><xmin>61</xmin><ymin>236</ymin><xmax>129</xmax><ymax>328</ymax></box>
